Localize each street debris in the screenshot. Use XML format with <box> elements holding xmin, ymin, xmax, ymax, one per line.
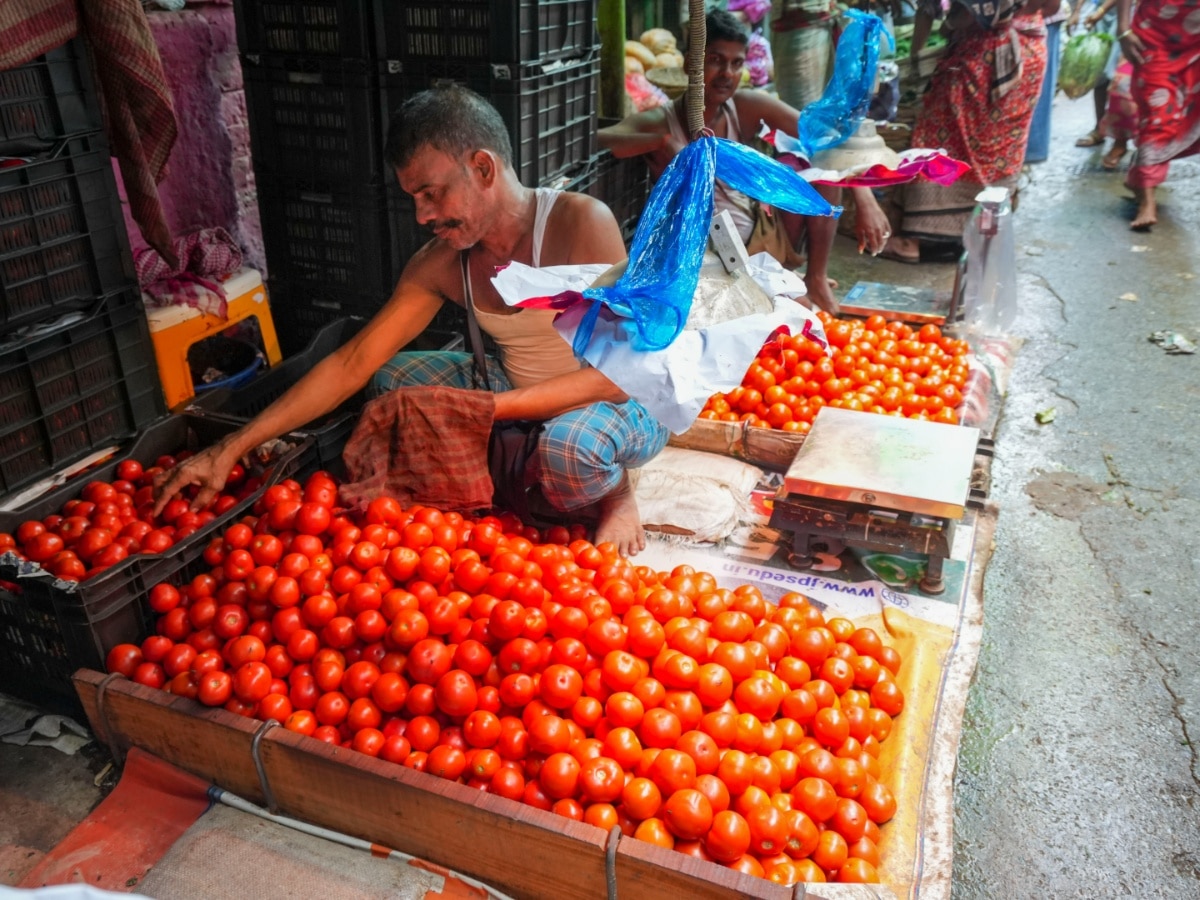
<box><xmin>1131</xmin><ymin>245</ymin><xmax>1150</xmax><ymax>253</ymax></box>
<box><xmin>1035</xmin><ymin>408</ymin><xmax>1057</xmax><ymax>424</ymax></box>
<box><xmin>1149</xmin><ymin>331</ymin><xmax>1197</xmax><ymax>354</ymax></box>
<box><xmin>1119</xmin><ymin>292</ymin><xmax>1138</xmax><ymax>302</ymax></box>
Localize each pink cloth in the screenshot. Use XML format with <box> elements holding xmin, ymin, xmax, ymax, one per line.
<box><xmin>787</xmin><ymin>150</ymin><xmax>972</xmax><ymax>188</ymax></box>
<box><xmin>135</xmin><ymin>227</ymin><xmax>242</xmax><ymax>317</ymax></box>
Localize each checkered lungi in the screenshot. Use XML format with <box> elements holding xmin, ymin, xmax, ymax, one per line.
<box><xmin>371</xmin><ymin>352</ymin><xmax>669</xmax><ymax>512</ymax></box>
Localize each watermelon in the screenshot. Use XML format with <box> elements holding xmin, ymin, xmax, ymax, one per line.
<box><xmin>1058</xmin><ymin>32</ymin><xmax>1115</xmax><ymax>100</ymax></box>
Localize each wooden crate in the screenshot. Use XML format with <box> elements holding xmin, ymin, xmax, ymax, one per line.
<box><xmin>74</xmin><ymin>670</ymin><xmax>895</xmax><ymax>900</ymax></box>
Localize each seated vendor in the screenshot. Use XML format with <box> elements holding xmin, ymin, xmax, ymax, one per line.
<box><xmin>154</xmin><ymin>86</ymin><xmax>669</xmax><ymax>556</ymax></box>
<box><xmin>599</xmin><ymin>10</ymin><xmax>891</xmax><ymax>314</ymax></box>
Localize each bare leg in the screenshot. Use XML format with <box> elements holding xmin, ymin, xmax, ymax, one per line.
<box><xmin>594</xmin><ymin>471</ymin><xmax>645</xmax><ymax>558</ymax></box>
<box><xmin>803</xmin><ymin>184</ymin><xmax>840</xmax><ymax>313</ymax></box>
<box><xmin>1131</xmin><ymin>185</ymin><xmax>1157</xmax><ymax>230</ymax></box>
<box><xmin>1093</xmin><ymin>77</ymin><xmax>1109</xmax><ymax>133</ymax></box>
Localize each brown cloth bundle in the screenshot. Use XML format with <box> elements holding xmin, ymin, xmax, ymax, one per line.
<box><xmin>1</xmin><ymin>0</ymin><xmax>179</xmax><ymax>267</ymax></box>
<box><xmin>339</xmin><ymin>387</ymin><xmax>497</xmax><ymax>513</ymax></box>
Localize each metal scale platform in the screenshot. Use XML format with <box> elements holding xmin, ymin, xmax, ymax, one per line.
<box><xmin>768</xmin><ymin>408</ymin><xmax>990</xmax><ymax>594</ymax></box>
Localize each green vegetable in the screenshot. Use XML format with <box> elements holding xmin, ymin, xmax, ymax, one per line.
<box><xmin>1058</xmin><ymin>32</ymin><xmax>1115</xmax><ymax>100</ymax></box>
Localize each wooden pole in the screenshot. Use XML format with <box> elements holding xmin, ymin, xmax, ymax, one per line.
<box><xmin>597</xmin><ymin>0</ymin><xmax>626</xmax><ymax>120</ymax></box>
<box><xmin>685</xmin><ymin>0</ymin><xmax>706</xmax><ymax>139</ymax></box>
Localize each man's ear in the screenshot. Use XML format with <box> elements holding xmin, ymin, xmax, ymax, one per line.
<box><xmin>471</xmin><ymin>149</ymin><xmax>497</xmax><ymax>186</ymax></box>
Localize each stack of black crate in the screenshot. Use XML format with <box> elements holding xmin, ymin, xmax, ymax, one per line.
<box><xmin>0</xmin><ymin>39</ymin><xmax>162</xmax><ymax>501</ymax></box>
<box><xmin>236</xmin><ymin>0</ymin><xmax>600</xmax><ymax>355</ymax></box>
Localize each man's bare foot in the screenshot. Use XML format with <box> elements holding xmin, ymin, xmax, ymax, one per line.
<box><xmin>595</xmin><ymin>472</ymin><xmax>645</xmax><ymax>558</ymax></box>
<box><xmin>803</xmin><ymin>272</ymin><xmax>839</xmax><ymax>314</ymax></box>
<box><xmin>1131</xmin><ymin>186</ymin><xmax>1157</xmax><ymax>230</ymax></box>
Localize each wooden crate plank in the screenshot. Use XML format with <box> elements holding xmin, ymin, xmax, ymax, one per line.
<box><xmin>73</xmin><ymin>670</ymin><xmax>897</xmax><ymax>899</ymax></box>
<box><xmin>74</xmin><ymin>669</ymin><xmax>266</xmax><ymax>804</ymax></box>
<box><xmin>259</xmin><ymin>728</ymin><xmax>609</xmax><ymax>900</ymax></box>
<box><xmin>615</xmin><ymin>835</ymin><xmax>787</xmax><ymax>900</ymax></box>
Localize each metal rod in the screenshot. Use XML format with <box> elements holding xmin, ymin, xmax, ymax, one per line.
<box><xmin>250</xmin><ymin>718</ymin><xmax>279</xmax><ymax>814</ymax></box>
<box><xmin>208</xmin><ymin>786</ymin><xmax>517</xmax><ymax>900</ymax></box>
<box><xmin>95</xmin><ymin>672</ymin><xmax>126</xmax><ymax>768</ymax></box>
<box><xmin>605</xmin><ymin>824</ymin><xmax>621</xmax><ymax>900</ymax></box>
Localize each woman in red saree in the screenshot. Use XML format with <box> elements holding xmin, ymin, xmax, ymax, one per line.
<box><xmin>1116</xmin><ymin>0</ymin><xmax>1200</xmax><ymax>229</ymax></box>
<box><xmin>881</xmin><ymin>0</ymin><xmax>1054</xmax><ymax>262</ymax></box>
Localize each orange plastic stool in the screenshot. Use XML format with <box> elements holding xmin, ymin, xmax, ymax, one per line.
<box><xmin>146</xmin><ymin>268</ymin><xmax>282</xmax><ymax>409</ymax></box>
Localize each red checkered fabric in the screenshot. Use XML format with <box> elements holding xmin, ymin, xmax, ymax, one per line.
<box><xmin>0</xmin><ymin>0</ymin><xmax>179</xmax><ymax>268</ymax></box>
<box><xmin>339</xmin><ymin>387</ymin><xmax>497</xmax><ymax>513</ymax></box>
<box><xmin>0</xmin><ymin>0</ymin><xmax>76</xmax><ymax>66</ymax></box>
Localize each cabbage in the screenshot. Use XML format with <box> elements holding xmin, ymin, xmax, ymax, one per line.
<box><xmin>1058</xmin><ymin>32</ymin><xmax>1115</xmax><ymax>100</ymax></box>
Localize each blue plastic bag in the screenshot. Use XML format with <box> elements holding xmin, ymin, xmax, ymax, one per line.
<box><xmin>796</xmin><ymin>10</ymin><xmax>893</xmax><ymax>158</ymax></box>
<box><xmin>577</xmin><ymin>137</ymin><xmax>838</xmax><ymax>355</ymax></box>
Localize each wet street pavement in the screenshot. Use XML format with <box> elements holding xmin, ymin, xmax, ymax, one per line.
<box><xmin>837</xmin><ymin>96</ymin><xmax>1200</xmax><ymax>897</ymax></box>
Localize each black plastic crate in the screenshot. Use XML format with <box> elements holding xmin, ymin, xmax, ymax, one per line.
<box><xmin>0</xmin><ymin>294</ymin><xmax>164</xmax><ymax>501</ymax></box>
<box><xmin>0</xmin><ymin>133</ymin><xmax>137</xmax><ymax>330</ymax></box>
<box><xmin>0</xmin><ymin>415</ymin><xmax>314</xmax><ymax>714</ymax></box>
<box><xmin>382</xmin><ymin>52</ymin><xmax>599</xmax><ymax>188</ymax></box>
<box><xmin>235</xmin><ymin>0</ymin><xmax>375</xmax><ymax>59</ymax></box>
<box><xmin>243</xmin><ymin>54</ymin><xmax>384</xmax><ymax>186</ymax></box>
<box><xmin>382</xmin><ymin>0</ymin><xmax>598</xmax><ymax>68</ymax></box>
<box><xmin>590</xmin><ymin>149</ymin><xmax>649</xmax><ymax>243</ymax></box>
<box><xmin>257</xmin><ymin>176</ymin><xmax>397</xmax><ymax>296</ymax></box>
<box><xmin>191</xmin><ymin>311</ymin><xmax>464</xmax><ymax>474</ymax></box>
<box><xmin>186</xmin><ymin>317</ymin><xmax>368</xmax><ymax>471</ymax></box>
<box><xmin>385</xmin><ymin>185</ymin><xmax>436</xmax><ymax>276</ymax></box>
<box><xmin>0</xmin><ymin>38</ymin><xmax>102</xmax><ymax>154</ymax></box>
<box><xmin>267</xmin><ymin>282</ymin><xmax>466</xmax><ymax>359</ymax></box>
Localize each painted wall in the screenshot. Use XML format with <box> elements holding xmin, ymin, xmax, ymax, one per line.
<box><xmin>116</xmin><ymin>0</ymin><xmax>265</xmax><ymax>274</ymax></box>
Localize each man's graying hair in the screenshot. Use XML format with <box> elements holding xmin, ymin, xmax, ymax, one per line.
<box><xmin>384</xmin><ymin>85</ymin><xmax>513</xmax><ymax>170</ymax></box>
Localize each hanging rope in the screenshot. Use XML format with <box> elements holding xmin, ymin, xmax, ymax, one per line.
<box><xmin>685</xmin><ymin>0</ymin><xmax>706</xmax><ymax>139</ymax></box>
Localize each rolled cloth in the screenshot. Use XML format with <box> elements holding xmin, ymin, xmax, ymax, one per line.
<box><xmin>339</xmin><ymin>386</ymin><xmax>497</xmax><ymax>513</ymax></box>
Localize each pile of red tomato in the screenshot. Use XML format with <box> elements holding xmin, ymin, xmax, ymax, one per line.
<box><xmin>105</xmin><ymin>471</ymin><xmax>904</xmax><ymax>886</ymax></box>
<box><xmin>699</xmin><ymin>313</ymin><xmax>972</xmax><ymax>432</ymax></box>
<box><xmin>0</xmin><ymin>454</ymin><xmax>258</xmax><ymax>582</ymax></box>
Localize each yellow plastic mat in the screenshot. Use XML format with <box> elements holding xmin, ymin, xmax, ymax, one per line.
<box><xmin>635</xmin><ymin>502</ymin><xmax>996</xmax><ymax>899</ymax></box>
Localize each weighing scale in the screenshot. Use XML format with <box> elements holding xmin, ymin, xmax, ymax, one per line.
<box><xmin>768</xmin><ymin>407</ymin><xmax>991</xmax><ymax>594</ymax></box>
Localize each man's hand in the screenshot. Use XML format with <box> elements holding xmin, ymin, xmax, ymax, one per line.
<box><xmin>152</xmin><ymin>443</ymin><xmax>238</xmax><ymax>517</ymax></box>
<box><xmin>853</xmin><ymin>190</ymin><xmax>891</xmax><ymax>257</ymax></box>
<box><xmin>803</xmin><ymin>272</ymin><xmax>839</xmax><ymax>315</ymax></box>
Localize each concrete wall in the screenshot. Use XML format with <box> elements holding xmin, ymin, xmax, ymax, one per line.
<box><xmin>116</xmin><ymin>0</ymin><xmax>265</xmax><ymax>274</ymax></box>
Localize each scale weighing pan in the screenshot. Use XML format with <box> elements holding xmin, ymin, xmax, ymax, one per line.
<box><xmin>783</xmin><ymin>407</ymin><xmax>981</xmax><ymax>519</ymax></box>
<box><xmin>840</xmin><ymin>281</ymin><xmax>954</xmax><ymax>325</ymax></box>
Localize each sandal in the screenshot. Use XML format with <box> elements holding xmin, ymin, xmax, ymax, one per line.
<box><xmin>1102</xmin><ymin>146</ymin><xmax>1127</xmax><ymax>170</ymax></box>
<box><xmin>879</xmin><ymin>247</ymin><xmax>920</xmax><ymax>265</ymax></box>
<box><xmin>1075</xmin><ymin>130</ymin><xmax>1104</xmax><ymax>147</ymax></box>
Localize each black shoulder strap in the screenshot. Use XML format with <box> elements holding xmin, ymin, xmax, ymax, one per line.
<box><xmin>459</xmin><ymin>249</ymin><xmax>491</xmax><ymax>392</ymax></box>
